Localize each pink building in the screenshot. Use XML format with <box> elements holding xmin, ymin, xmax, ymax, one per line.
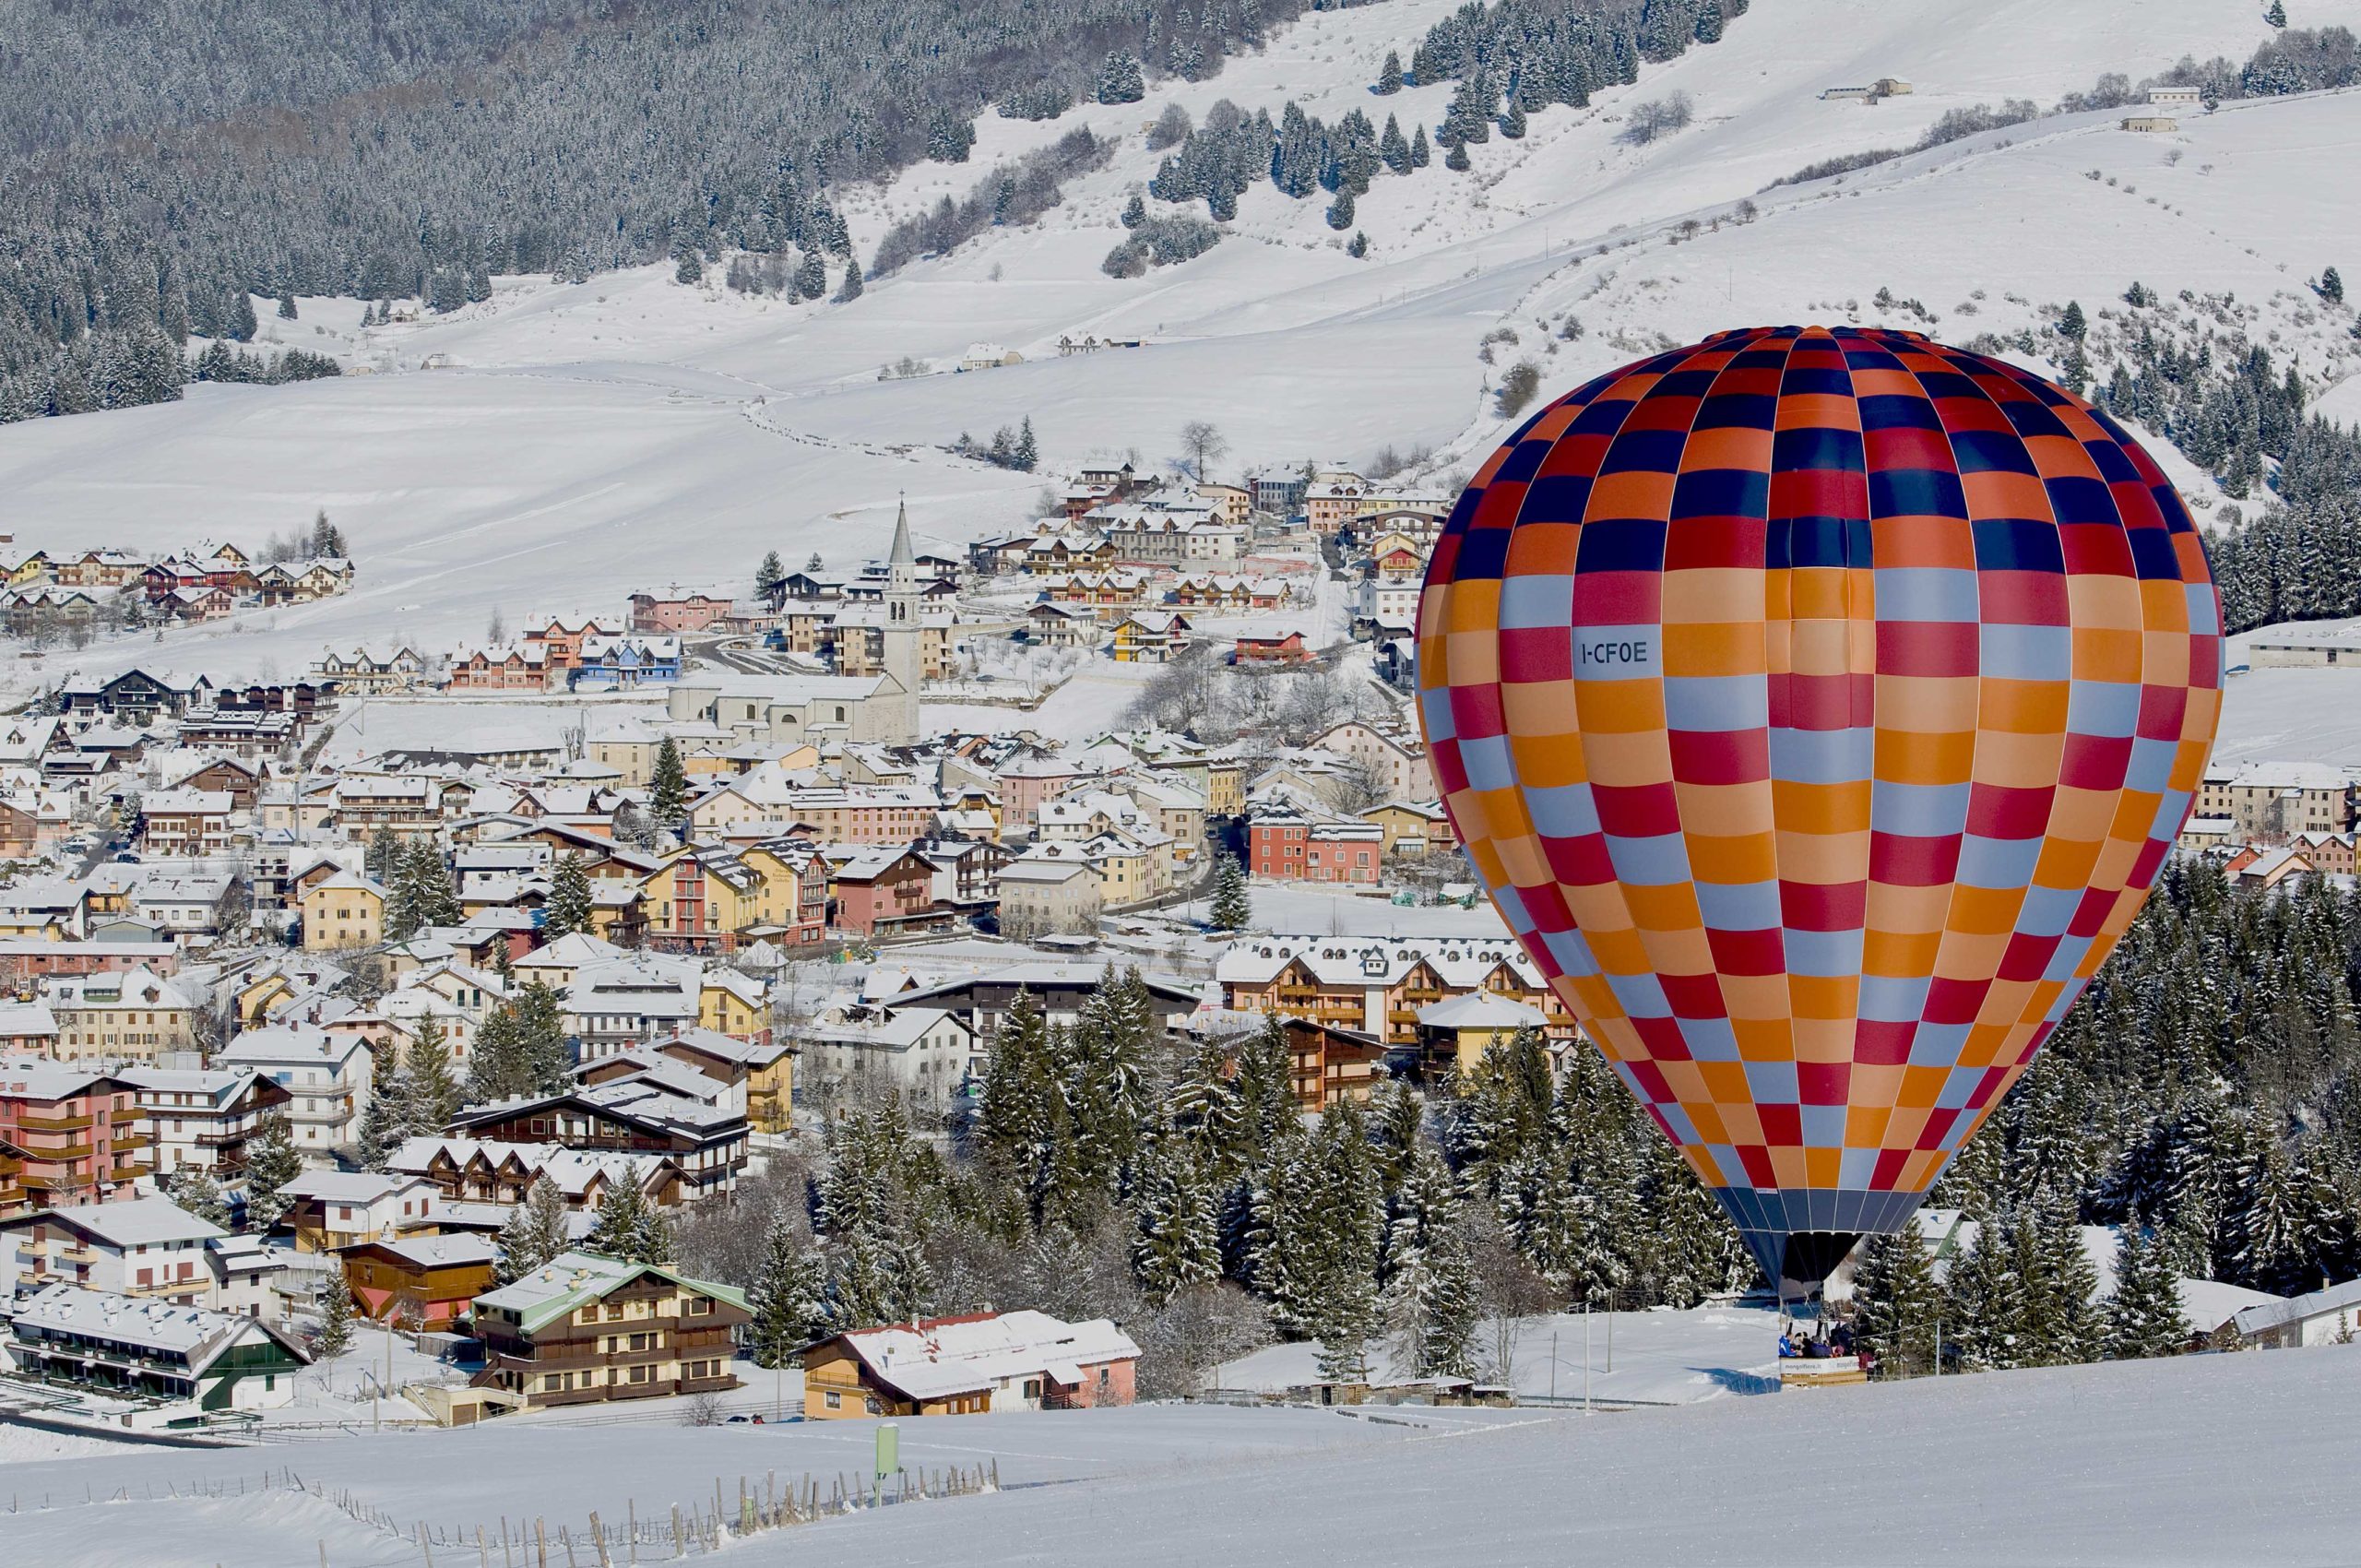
<box><xmin>629</xmin><ymin>591</ymin><xmax>738</xmax><ymax>634</ymax></box>
<box><xmin>822</xmin><ymin>846</ymin><xmax>951</xmax><ymax>938</ymax></box>
<box><xmin>996</xmin><ymin>756</ymin><xmax>1089</xmax><ymax>831</ymax></box>
<box><xmin>0</xmin><ymin>939</ymin><xmax>183</xmax><ymax>980</ymax></box>
<box><xmin>0</xmin><ymin>1061</ymin><xmax>149</xmax><ymax>1217</ymax></box>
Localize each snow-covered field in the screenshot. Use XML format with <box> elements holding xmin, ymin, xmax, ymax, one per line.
<box><xmin>6</xmin><ymin>1343</ymin><xmax>2350</xmax><ymax>1566</ymax></box>
<box><xmin>1224</xmin><ymin>1304</ymin><xmax>1785</xmax><ymax>1405</ymax></box>
<box><xmin>6</xmin><ymin>0</ymin><xmax>2355</xmax><ymax>719</ymax></box>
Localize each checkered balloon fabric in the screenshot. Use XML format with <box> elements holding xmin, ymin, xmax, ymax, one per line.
<box><xmin>1415</xmin><ymin>327</ymin><xmax>2223</xmax><ymax>1283</ymax></box>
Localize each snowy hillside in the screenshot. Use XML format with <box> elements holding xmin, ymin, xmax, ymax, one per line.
<box><xmin>5</xmin><ymin>1343</ymin><xmax>2356</xmax><ymax>1566</ymax></box>
<box><xmin>2</xmin><ymin>0</ymin><xmax>2356</xmax><ymax>693</ymax></box>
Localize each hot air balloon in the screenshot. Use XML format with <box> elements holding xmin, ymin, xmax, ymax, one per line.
<box><xmin>1416</xmin><ymin>326</ymin><xmax>2222</xmax><ymax>1292</ymax></box>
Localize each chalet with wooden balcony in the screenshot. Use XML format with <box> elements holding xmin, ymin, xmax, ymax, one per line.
<box><xmin>1215</xmin><ymin>937</ymin><xmax>1576</xmax><ymax>1049</ymax></box>
<box><xmin>469</xmin><ymin>1252</ymin><xmax>747</xmax><ymax>1408</ymax></box>
<box><xmin>388</xmin><ymin>1135</ymin><xmax>682</xmax><ymax>1212</ymax></box>
<box><xmin>338</xmin><ymin>1233</ymin><xmax>501</xmax><ymax>1330</ymax></box>
<box><xmin>445</xmin><ymin>1080</ymin><xmax>749</xmax><ymax>1199</ymax></box>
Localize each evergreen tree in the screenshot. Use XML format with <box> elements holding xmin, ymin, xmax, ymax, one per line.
<box><xmin>277</xmin><ymin>287</ymin><xmax>298</xmax><ymax>319</ymax></box>
<box><xmin>792</xmin><ymin>250</ymin><xmax>827</xmax><ymax>301</ymax></box>
<box><xmin>1410</xmin><ymin>125</ymin><xmax>1433</xmax><ymax>168</ymax></box>
<box><xmin>1272</xmin><ymin>103</ymin><xmax>1324</xmax><ymax>196</ymax></box>
<box><xmin>1250</xmin><ymin>1102</ymin><xmax>1384</xmax><ymax>1375</ymax></box>
<box><xmin>1382</xmin><ymin>1144</ymin><xmax>1479</xmax><ymax>1377</ymax></box>
<box><xmin>316</xmin><ymin>1272</ymin><xmax>355</xmax><ymax>1357</ymax></box>
<box><xmin>495</xmin><ymin>1176</ymin><xmax>574</xmax><ymax>1284</ymax></box>
<box><xmin>1500</xmin><ymin>101</ymin><xmax>1526</xmax><ymax>139</ymax></box>
<box><xmin>746</xmin><ymin>1211</ymin><xmax>830</xmax><ymax>1366</ymax></box>
<box><xmin>468</xmin><ymin>1004</ymin><xmax>525</xmax><ymax>1103</ymax></box>
<box><xmin>585</xmin><ymin>1179</ymin><xmax>674</xmax><ymax>1265</ymax></box>
<box><xmin>2266</xmin><ymin>0</ymin><xmax>2288</xmax><ymax>28</ymax></box>
<box><xmin>976</xmin><ymin>988</ymin><xmax>1058</xmax><ymax>1206</ymax></box>
<box><xmin>1375</xmin><ymin>50</ymin><xmax>1404</xmax><ymax>94</ymax></box>
<box><xmin>817</xmin><ymin>1100</ymin><xmax>936</xmax><ymax>1329</ymax></box>
<box><xmin>1348</xmin><ymin>230</ymin><xmax>1370</xmax><ymax>259</ymax></box>
<box><xmin>1097</xmin><ymin>50</ymin><xmax>1146</xmax><ymax>105</ymax></box>
<box><xmin>1380</xmin><ymin>113</ymin><xmax>1411</xmax><ymax>174</ymax></box>
<box><xmin>1208</xmin><ymin>852</ymin><xmax>1252</xmax><ymax>930</ymax></box>
<box><xmin>1444</xmin><ymin>137</ymin><xmax>1471</xmax><ymax>172</ymax></box>
<box><xmin>834</xmin><ymin>259</ymin><xmax>865</xmax><ymax>303</ymax></box>
<box><xmin>1942</xmin><ymin>1209</ymin><xmax>2027</xmax><ymax>1371</ymax></box>
<box><xmin>229</xmin><ymin>292</ymin><xmax>258</xmax><ymax>342</ymax></box>
<box><xmin>166</xmin><ymin>1168</ymin><xmax>231</xmax><ymax>1229</ymax></box>
<box><xmin>355</xmin><ymin>1057</ymin><xmax>417</xmax><ymax>1171</ymax></box>
<box><xmin>1232</xmin><ymin>1015</ymin><xmax>1301</xmax><ymax>1163</ymax></box>
<box><xmin>649</xmin><ymin>737</ymin><xmax>688</xmax><ymax>826</ymax></box>
<box><xmin>2319</xmin><ymin>266</ymin><xmax>2345</xmax><ymax>305</ymax></box>
<box><xmin>244</xmin><ymin>1113</ymin><xmax>304</xmax><ymax>1230</ymax></box>
<box><xmin>1852</xmin><ymin>1226</ymin><xmax>1943</xmax><ymax>1376</ymax></box>
<box><xmin>2016</xmin><ymin>1194</ymin><xmax>2100</xmax><ymax>1365</ymax></box>
<box><xmin>389</xmin><ymin>837</ymin><xmax>458</xmax><ymax>939</ymax></box>
<box><xmin>512</xmin><ymin>980</ymin><xmax>572</xmax><ymax>1094</ymax></box>
<box><xmin>543</xmin><ymin>852</ymin><xmax>594</xmax><ymax>937</ymax></box>
<box><xmin>2058</xmin><ymin>299</ymin><xmax>2088</xmax><ymax>341</ymax></box>
<box><xmin>925</xmin><ymin>109</ymin><xmax>976</xmax><ymax>164</ymax></box>
<box><xmin>1014</xmin><ymin>416</ymin><xmax>1038</xmax><ymax>472</ymax></box>
<box><xmin>754</xmin><ymin>550</ymin><xmax>786</xmax><ymax>601</ymax></box>
<box><xmin>1132</xmin><ymin>1136</ymin><xmax>1224</xmax><ymax>1303</ymax></box>
<box><xmin>1121</xmin><ymin>192</ymin><xmax>1148</xmax><ymax>230</ymax></box>
<box><xmin>2103</xmin><ymin>1219</ymin><xmax>2188</xmax><ymax>1360</ymax></box>
<box><xmin>1325</xmin><ymin>189</ymin><xmax>1356</xmax><ymax>231</ymax></box>
<box><xmin>407</xmin><ymin>1015</ymin><xmax>462</xmax><ymax>1132</ymax></box>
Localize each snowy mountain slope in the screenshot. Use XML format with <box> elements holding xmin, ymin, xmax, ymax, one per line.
<box><xmin>3</xmin><ymin>0</ymin><xmax>2355</xmax><ymax>693</ymax></box>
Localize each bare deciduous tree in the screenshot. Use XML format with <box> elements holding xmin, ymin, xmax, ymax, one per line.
<box><xmin>1178</xmin><ymin>420</ymin><xmax>1229</xmax><ymax>482</ymax></box>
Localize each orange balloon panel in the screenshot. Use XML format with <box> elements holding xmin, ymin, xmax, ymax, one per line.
<box><xmin>1416</xmin><ymin>327</ymin><xmax>2223</xmax><ymax>1285</ymax></box>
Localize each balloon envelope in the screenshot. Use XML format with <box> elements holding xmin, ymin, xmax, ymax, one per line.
<box><xmin>1416</xmin><ymin>326</ymin><xmax>2223</xmax><ymax>1288</ymax></box>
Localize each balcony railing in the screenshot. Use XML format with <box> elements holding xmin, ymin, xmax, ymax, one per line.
<box><xmin>15</xmin><ymin>1112</ymin><xmax>94</xmax><ymax>1134</ymax></box>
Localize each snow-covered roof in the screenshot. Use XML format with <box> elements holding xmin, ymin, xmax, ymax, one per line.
<box><xmin>8</xmin><ymin>1283</ymin><xmax>309</xmax><ymax>1368</ymax></box>
<box><xmin>2234</xmin><ymin>1276</ymin><xmax>2361</xmax><ymax>1337</ymax></box>
<box><xmin>20</xmin><ymin>1194</ymin><xmax>225</xmax><ymax>1248</ymax></box>
<box><xmin>833</xmin><ymin>1310</ymin><xmax>1139</xmax><ymax>1402</ymax></box>
<box><xmin>1216</xmin><ymin>936</ymin><xmax>1542</xmax><ymax>991</ymax></box>
<box><xmin>473</xmin><ymin>1250</ymin><xmax>744</xmax><ymax>1333</ymax></box>
<box><xmin>1417</xmin><ymin>992</ymin><xmax>1545</xmax><ymax>1029</ymax></box>
<box><xmin>361</xmin><ymin>1233</ymin><xmax>503</xmax><ymax>1269</ymax></box>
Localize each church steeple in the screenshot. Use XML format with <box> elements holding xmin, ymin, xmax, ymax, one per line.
<box><xmin>873</xmin><ymin>493</ymin><xmax>922</xmax><ymax>745</ymax></box>
<box><xmin>889</xmin><ymin>494</ymin><xmax>915</xmax><ymax>572</ymax></box>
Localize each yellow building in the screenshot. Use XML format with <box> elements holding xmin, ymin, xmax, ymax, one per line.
<box><xmin>302</xmin><ymin>871</ymin><xmax>386</xmax><ymax>951</ymax></box>
<box><xmin>639</xmin><ymin>840</ymin><xmax>823</xmax><ymax>950</ymax></box>
<box><xmin>1414</xmin><ymin>993</ymin><xmax>1548</xmax><ymax>1080</ymax></box>
<box><xmin>236</xmin><ymin>969</ymin><xmax>303</xmax><ymax>1027</ymax></box>
<box><xmin>1359</xmin><ymin>800</ymin><xmax>1453</xmax><ymax>857</ymax></box>
<box><xmin>698</xmin><ymin>971</ymin><xmax>769</xmax><ymax>1038</ymax></box>
<box><xmin>1086</xmin><ymin>835</ymin><xmax>1156</xmax><ymax>906</ymax></box>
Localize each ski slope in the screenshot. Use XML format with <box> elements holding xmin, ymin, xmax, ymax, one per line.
<box><xmin>2</xmin><ymin>0</ymin><xmax>2356</xmax><ymax>699</ymax></box>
